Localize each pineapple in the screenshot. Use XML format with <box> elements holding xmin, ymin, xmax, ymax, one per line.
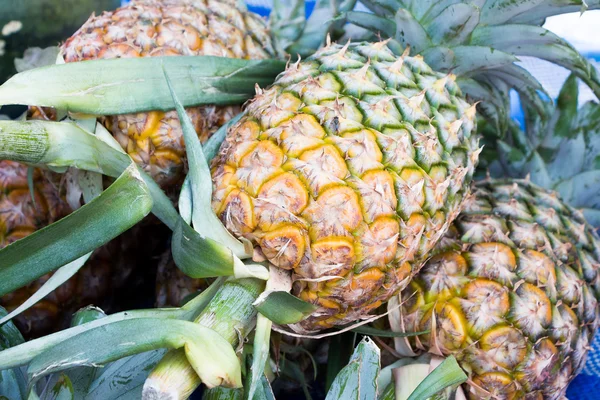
<box><xmin>38</xmin><ymin>0</ymin><xmax>277</xmax><ymax>189</ymax></box>
<box><xmin>397</xmin><ymin>179</ymin><xmax>600</xmax><ymax>399</ymax></box>
<box><xmin>211</xmin><ymin>40</ymin><xmax>480</xmax><ymax>331</ymax></box>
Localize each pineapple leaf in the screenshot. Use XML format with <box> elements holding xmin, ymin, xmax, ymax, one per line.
<box><xmin>163</xmin><ymin>66</ymin><xmax>249</xmax><ymax>259</ymax></box>
<box><xmin>84</xmin><ymin>350</ymin><xmax>166</xmax><ymax>400</ymax></box>
<box><xmin>27</xmin><ymin>319</ymin><xmax>243</xmax><ymax>389</ymax></box>
<box><xmin>423</xmin><ymin>3</ymin><xmax>480</xmax><ymax>46</ymax></box>
<box><xmin>423</xmin><ymin>46</ymin><xmax>518</xmax><ymax>76</ymax></box>
<box><xmin>325</xmin><ymin>331</ymin><xmax>357</xmax><ymax>392</ymax></box>
<box><xmin>356</xmin><ymin>0</ymin><xmax>401</xmax><ymax>17</ymax></box>
<box><xmin>179</xmin><ymin>177</ymin><xmax>193</xmax><ymax>225</ymax></box>
<box><xmin>0</xmin><ymin>279</ymin><xmax>224</xmax><ymax>370</ymax></box>
<box><xmin>246</xmin><ymin>269</ymin><xmax>289</xmax><ymax>400</ymax></box>
<box><xmin>325</xmin><ymin>337</ymin><xmax>380</xmax><ymax>400</ymax></box>
<box><xmin>203</xmin><ymin>387</ymin><xmax>243</xmax><ymax>400</ymax></box>
<box><xmin>393</xmin><ymin>9</ymin><xmax>431</xmax><ymax>53</ymax></box>
<box><xmin>70</xmin><ymin>307</ymin><xmax>106</xmax><ymax>327</ymax></box>
<box><xmin>253</xmin><ymin>291</ymin><xmax>317</xmax><ymax>325</ymax></box>
<box><xmin>341</xmin><ymin>11</ymin><xmax>397</xmax><ymax>38</ymax></box>
<box><xmin>0</xmin><ymin>253</ymin><xmax>92</xmax><ymax>326</ymax></box>
<box><xmin>405</xmin><ymin>356</ymin><xmax>466</xmax><ymax>400</ymax></box>
<box><xmin>0</xmin><ymin>163</ymin><xmax>152</xmax><ymax>296</ymax></box>
<box><xmin>270</xmin><ymin>0</ymin><xmax>306</xmax><ymax>51</ymax></box>
<box><xmin>479</xmin><ymin>0</ymin><xmax>546</xmax><ymax>25</ymax></box>
<box><xmin>0</xmin><ymin>56</ymin><xmax>286</xmax><ymax>115</ymax></box>
<box><xmin>553</xmin><ymin>73</ymin><xmax>580</xmax><ymax>139</ymax></box>
<box><xmin>286</xmin><ymin>0</ymin><xmax>357</xmax><ymax>57</ymax></box>
<box><xmin>508</xmin><ymin>1</ymin><xmax>600</xmax><ymax>24</ymax></box>
<box><xmin>179</xmin><ymin>111</ymin><xmax>243</xmax><ymax>225</ymax></box>
<box><xmin>41</xmin><ymin>374</ymin><xmax>74</xmax><ymax>400</ymax></box>
<box><xmin>0</xmin><ymin>307</ymin><xmax>27</xmax><ymax>400</ymax></box>
<box><xmin>144</xmin><ymin>279</ymin><xmax>265</xmax><ymax>399</ymax></box>
<box><xmin>171</xmin><ymin>219</ymin><xmax>236</xmax><ymax>278</ymax></box>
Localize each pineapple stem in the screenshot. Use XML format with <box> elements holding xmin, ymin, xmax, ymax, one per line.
<box><xmin>143</xmin><ymin>278</ymin><xmax>265</xmax><ymax>399</ymax></box>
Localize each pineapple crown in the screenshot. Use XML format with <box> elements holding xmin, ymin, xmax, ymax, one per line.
<box><xmin>483</xmin><ymin>73</ymin><xmax>600</xmax><ymax>227</ymax></box>
<box><xmin>339</xmin><ymin>0</ymin><xmax>600</xmax><ymax>133</ymax></box>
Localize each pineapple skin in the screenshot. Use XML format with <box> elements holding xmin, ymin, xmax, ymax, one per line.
<box><xmin>211</xmin><ymin>42</ymin><xmax>480</xmax><ymax>330</ymax></box>
<box><xmin>59</xmin><ymin>0</ymin><xmax>275</xmax><ymax>189</ymax></box>
<box><xmin>400</xmin><ymin>180</ymin><xmax>600</xmax><ymax>399</ymax></box>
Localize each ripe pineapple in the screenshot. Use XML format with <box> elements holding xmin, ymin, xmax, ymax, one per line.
<box><xmin>45</xmin><ymin>0</ymin><xmax>277</xmax><ymax>189</ymax></box>
<box><xmin>397</xmin><ymin>179</ymin><xmax>600</xmax><ymax>399</ymax></box>
<box><xmin>211</xmin><ymin>41</ymin><xmax>480</xmax><ymax>330</ymax></box>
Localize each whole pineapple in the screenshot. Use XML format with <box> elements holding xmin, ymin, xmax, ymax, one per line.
<box><xmin>397</xmin><ymin>179</ymin><xmax>600</xmax><ymax>399</ymax></box>
<box><xmin>211</xmin><ymin>41</ymin><xmax>480</xmax><ymax>330</ymax></box>
<box><xmin>46</xmin><ymin>0</ymin><xmax>277</xmax><ymax>189</ymax></box>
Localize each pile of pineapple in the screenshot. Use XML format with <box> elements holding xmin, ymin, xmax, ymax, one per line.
<box><xmin>0</xmin><ymin>1</ymin><xmax>599</xmax><ymax>399</ymax></box>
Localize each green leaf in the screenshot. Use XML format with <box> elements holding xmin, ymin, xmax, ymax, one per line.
<box><xmin>0</xmin><ymin>56</ymin><xmax>286</xmax><ymax>114</ymax></box>
<box><xmin>70</xmin><ymin>306</ymin><xmax>107</xmax><ymax>327</ymax></box>
<box><xmin>28</xmin><ymin>319</ymin><xmax>242</xmax><ymax>389</ymax></box>
<box><xmin>279</xmin><ymin>359</ymin><xmax>312</xmax><ymax>400</ymax></box>
<box><xmin>508</xmin><ymin>2</ymin><xmax>600</xmax><ymax>25</ymax></box>
<box><xmin>393</xmin><ymin>9</ymin><xmax>431</xmax><ymax>54</ymax></box>
<box><xmin>0</xmin><ymin>306</ymin><xmax>27</xmax><ymax>400</ymax></box>
<box><xmin>480</xmin><ymin>0</ymin><xmax>545</xmax><ymax>25</ymax></box>
<box><xmin>43</xmin><ymin>374</ymin><xmax>74</xmax><ymax>400</ymax></box>
<box><xmin>254</xmin><ymin>291</ymin><xmax>317</xmax><ymax>325</ymax></box>
<box><xmin>251</xmin><ymin>375</ymin><xmax>276</xmax><ymax>400</ymax></box>
<box><xmin>0</xmin><ymin>163</ymin><xmax>152</xmax><ymax>296</ymax></box>
<box><xmin>163</xmin><ymin>66</ymin><xmax>248</xmax><ymax>259</ymax></box>
<box><xmin>553</xmin><ymin>73</ymin><xmax>580</xmax><ymax>139</ymax></box>
<box><xmin>0</xmin><ymin>280</ymin><xmax>223</xmax><ymax>370</ymax></box>
<box><xmin>424</xmin><ymin>3</ymin><xmax>480</xmax><ymax>46</ymax></box>
<box><xmin>357</xmin><ymin>0</ymin><xmax>402</xmax><ymax>17</ymax></box>
<box><xmin>423</xmin><ymin>46</ymin><xmax>518</xmax><ymax>76</ymax></box>
<box><xmin>171</xmin><ymin>219</ymin><xmax>235</xmax><ymax>278</ymax></box>
<box><xmin>326</xmin><ymin>331</ymin><xmax>356</xmax><ymax>392</ymax></box>
<box><xmin>0</xmin><ymin>254</ymin><xmax>91</xmax><ymax>327</ymax></box>
<box><xmin>325</xmin><ymin>337</ymin><xmax>380</xmax><ymax>400</ymax></box>
<box><xmin>377</xmin><ymin>383</ymin><xmax>394</xmax><ymax>400</ymax></box>
<box><xmin>342</xmin><ymin>11</ymin><xmax>397</xmax><ymax>39</ymax></box>
<box><xmin>406</xmin><ymin>356</ymin><xmax>467</xmax><ymax>400</ymax></box>
<box><xmin>143</xmin><ymin>278</ymin><xmax>265</xmax><ymax>399</ymax></box>
<box><xmin>203</xmin><ymin>387</ymin><xmax>243</xmax><ymax>400</ymax></box>
<box><xmin>287</xmin><ymin>0</ymin><xmax>357</xmax><ymax>57</ymax></box>
<box><xmin>84</xmin><ymin>350</ymin><xmax>166</xmax><ymax>400</ymax></box>
<box><xmin>270</xmin><ymin>0</ymin><xmax>306</xmax><ymax>52</ymax></box>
